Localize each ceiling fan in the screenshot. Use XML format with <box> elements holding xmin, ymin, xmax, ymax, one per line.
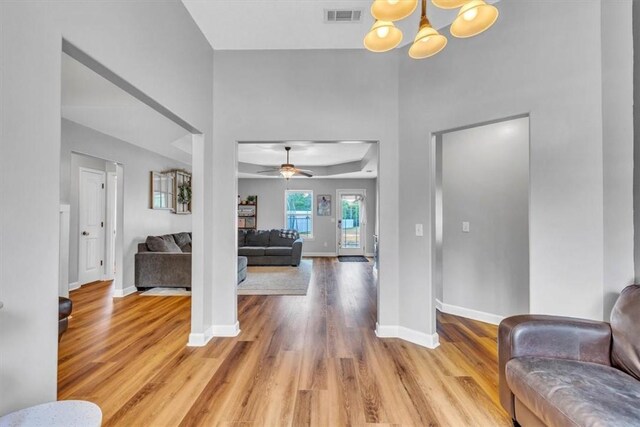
<box><xmin>257</xmin><ymin>146</ymin><xmax>314</xmax><ymax>179</ymax></box>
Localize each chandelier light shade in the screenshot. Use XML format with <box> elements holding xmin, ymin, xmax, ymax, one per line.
<box><xmin>409</xmin><ymin>0</ymin><xmax>447</xmax><ymax>59</ymax></box>
<box><xmin>371</xmin><ymin>0</ymin><xmax>418</xmax><ymax>22</ymax></box>
<box><xmin>409</xmin><ymin>21</ymin><xmax>447</xmax><ymax>59</ymax></box>
<box><xmin>450</xmin><ymin>0</ymin><xmax>499</xmax><ymax>38</ymax></box>
<box><xmin>364</xmin><ymin>21</ymin><xmax>403</xmax><ymax>52</ymax></box>
<box><xmin>431</xmin><ymin>0</ymin><xmax>467</xmax><ymax>9</ymax></box>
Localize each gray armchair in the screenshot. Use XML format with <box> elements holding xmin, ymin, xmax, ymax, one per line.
<box><xmin>498</xmin><ymin>285</ymin><xmax>640</xmax><ymax>426</ymax></box>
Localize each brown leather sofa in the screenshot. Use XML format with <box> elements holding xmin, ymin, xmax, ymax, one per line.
<box><xmin>59</xmin><ymin>297</ymin><xmax>72</xmax><ymax>341</ymax></box>
<box><xmin>498</xmin><ymin>285</ymin><xmax>640</xmax><ymax>426</ymax></box>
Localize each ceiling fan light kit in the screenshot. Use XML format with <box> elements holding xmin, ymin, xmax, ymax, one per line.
<box><xmin>257</xmin><ymin>146</ymin><xmax>315</xmax><ymax>180</ymax></box>
<box><xmin>364</xmin><ymin>0</ymin><xmax>499</xmax><ymax>59</ymax></box>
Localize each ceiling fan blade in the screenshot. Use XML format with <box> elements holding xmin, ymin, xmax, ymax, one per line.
<box><xmin>295</xmin><ymin>170</ymin><xmax>313</xmax><ymax>178</ymax></box>
<box><xmin>256</xmin><ymin>169</ymin><xmax>280</xmax><ymax>173</ymax></box>
<box><xmin>296</xmin><ymin>169</ymin><xmax>314</xmax><ymax>174</ymax></box>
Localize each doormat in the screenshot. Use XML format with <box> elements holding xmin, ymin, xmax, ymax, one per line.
<box><xmin>338</xmin><ymin>256</ymin><xmax>369</xmax><ymax>263</ymax></box>
<box><xmin>140</xmin><ymin>287</ymin><xmax>191</xmax><ymax>296</ymax></box>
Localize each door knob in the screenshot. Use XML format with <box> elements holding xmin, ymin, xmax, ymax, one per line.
<box><xmin>82</xmin><ymin>231</ymin><xmax>89</xmax><ymax>236</ymax></box>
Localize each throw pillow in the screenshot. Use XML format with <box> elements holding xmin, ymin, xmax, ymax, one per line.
<box><xmin>146</xmin><ymin>235</ymin><xmax>181</xmax><ymax>252</ymax></box>
<box><xmin>173</xmin><ymin>232</ymin><xmax>191</xmax><ymax>248</ymax></box>
<box><xmin>180</xmin><ymin>242</ymin><xmax>192</xmax><ymax>253</ymax></box>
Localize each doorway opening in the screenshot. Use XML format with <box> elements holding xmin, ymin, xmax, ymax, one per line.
<box><xmin>433</xmin><ymin>115</ymin><xmax>530</xmax><ymax>325</ymax></box>
<box><xmin>58</xmin><ymin>39</ymin><xmax>203</xmax><ymax>341</ymax></box>
<box><xmin>236</xmin><ymin>140</ymin><xmax>379</xmax><ymax>322</ymax></box>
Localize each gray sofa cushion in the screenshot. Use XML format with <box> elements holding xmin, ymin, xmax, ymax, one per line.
<box><xmin>269</xmin><ymin>229</ymin><xmax>296</xmax><ymax>247</ymax></box>
<box><xmin>246</xmin><ymin>230</ymin><xmax>270</xmax><ymax>246</ymax></box>
<box><xmin>506</xmin><ymin>356</ymin><xmax>640</xmax><ymax>427</ymax></box>
<box><xmin>146</xmin><ymin>235</ymin><xmax>181</xmax><ymax>252</ymax></box>
<box><xmin>180</xmin><ymin>242</ymin><xmax>192</xmax><ymax>253</ymax></box>
<box><xmin>238</xmin><ymin>230</ymin><xmax>246</xmax><ymax>247</ymax></box>
<box><xmin>238</xmin><ymin>247</ymin><xmax>266</xmax><ymax>257</ymax></box>
<box><xmin>265</xmin><ymin>246</ymin><xmax>293</xmax><ymax>256</ymax></box>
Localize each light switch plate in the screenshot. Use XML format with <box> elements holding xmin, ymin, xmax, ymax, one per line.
<box><xmin>462</xmin><ymin>221</ymin><xmax>470</xmax><ymax>233</ymax></box>
<box><xmin>415</xmin><ymin>224</ymin><xmax>424</xmax><ymax>237</ymax></box>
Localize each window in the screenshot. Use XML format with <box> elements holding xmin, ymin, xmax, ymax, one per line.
<box><xmin>285</xmin><ymin>190</ymin><xmax>313</xmax><ymax>238</ymax></box>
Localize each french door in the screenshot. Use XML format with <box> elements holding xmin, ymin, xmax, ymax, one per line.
<box><xmin>337</xmin><ymin>190</ymin><xmax>366</xmax><ymax>256</ymax></box>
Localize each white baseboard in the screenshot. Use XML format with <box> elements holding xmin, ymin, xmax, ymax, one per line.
<box><xmin>375</xmin><ymin>322</ymin><xmax>440</xmax><ymax>349</ymax></box>
<box><xmin>303</xmin><ymin>252</ymin><xmax>375</xmax><ymax>258</ymax></box>
<box><xmin>187</xmin><ymin>321</ymin><xmax>241</xmax><ymax>347</ymax></box>
<box><xmin>303</xmin><ymin>252</ymin><xmax>337</xmax><ymax>257</ymax></box>
<box><xmin>68</xmin><ymin>282</ymin><xmax>80</xmax><ymax>292</ymax></box>
<box><xmin>188</xmin><ymin>325</ymin><xmax>214</xmax><ymax>347</ymax></box>
<box><xmin>113</xmin><ymin>285</ymin><xmax>137</xmax><ymax>298</ymax></box>
<box><xmin>435</xmin><ymin>298</ymin><xmax>504</xmax><ymax>325</ymax></box>
<box><xmin>211</xmin><ymin>321</ymin><xmax>241</xmax><ymax>337</ymax></box>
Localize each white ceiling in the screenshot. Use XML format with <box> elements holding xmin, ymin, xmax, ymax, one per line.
<box><xmin>61</xmin><ymin>53</ymin><xmax>192</xmax><ymax>164</ymax></box>
<box><xmin>238</xmin><ymin>141</ymin><xmax>378</xmax><ymax>178</ymax></box>
<box><xmin>182</xmin><ymin>0</ymin><xmax>493</xmax><ymax>51</ymax></box>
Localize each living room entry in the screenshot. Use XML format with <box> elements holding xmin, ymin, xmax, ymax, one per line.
<box><xmin>236</xmin><ymin>141</ymin><xmax>379</xmax><ymax>296</ymax></box>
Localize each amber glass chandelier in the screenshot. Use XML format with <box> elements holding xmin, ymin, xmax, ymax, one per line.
<box><xmin>364</xmin><ymin>0</ymin><xmax>499</xmax><ymax>59</ymax></box>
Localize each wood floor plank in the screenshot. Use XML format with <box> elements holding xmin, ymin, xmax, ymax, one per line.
<box><xmin>58</xmin><ymin>258</ymin><xmax>512</xmax><ymax>426</ymax></box>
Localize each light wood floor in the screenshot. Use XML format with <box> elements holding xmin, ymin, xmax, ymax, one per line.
<box><xmin>58</xmin><ymin>257</ymin><xmax>511</xmax><ymax>426</ymax></box>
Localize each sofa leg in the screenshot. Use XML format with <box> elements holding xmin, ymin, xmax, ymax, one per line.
<box><xmin>512</xmin><ymin>419</ymin><xmax>521</xmax><ymax>427</ymax></box>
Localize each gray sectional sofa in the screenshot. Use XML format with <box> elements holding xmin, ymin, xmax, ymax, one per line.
<box><xmin>135</xmin><ymin>232</ymin><xmax>192</xmax><ymax>289</ymax></box>
<box><xmin>238</xmin><ymin>229</ymin><xmax>303</xmax><ymax>266</ymax></box>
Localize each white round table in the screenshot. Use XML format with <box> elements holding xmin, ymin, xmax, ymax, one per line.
<box><xmin>0</xmin><ymin>401</ymin><xmax>101</xmax><ymax>427</ymax></box>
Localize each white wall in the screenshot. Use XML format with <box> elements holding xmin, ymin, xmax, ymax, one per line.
<box><xmin>214</xmin><ymin>49</ymin><xmax>401</xmax><ymax>332</ymax></box>
<box><xmin>399</xmin><ymin>0</ymin><xmax>634</xmax><ymax>338</ymax></box>
<box><xmin>238</xmin><ymin>178</ymin><xmax>377</xmax><ymax>254</ymax></box>
<box><xmin>0</xmin><ymin>0</ymin><xmax>213</xmax><ymax>414</ymax></box>
<box><xmin>441</xmin><ymin>118</ymin><xmax>529</xmax><ymax>318</ymax></box>
<box><xmin>60</xmin><ymin>119</ymin><xmax>192</xmax><ymax>289</ymax></box>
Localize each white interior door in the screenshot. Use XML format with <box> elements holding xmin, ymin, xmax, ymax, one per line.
<box><xmin>337</xmin><ymin>190</ymin><xmax>366</xmax><ymax>256</ymax></box>
<box><xmin>105</xmin><ymin>171</ymin><xmax>118</xmax><ymax>280</ymax></box>
<box><xmin>78</xmin><ymin>168</ymin><xmax>106</xmax><ymax>284</ymax></box>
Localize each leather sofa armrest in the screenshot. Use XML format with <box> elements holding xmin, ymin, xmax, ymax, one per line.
<box><xmin>291</xmin><ymin>238</ymin><xmax>303</xmax><ymax>266</ymax></box>
<box><xmin>498</xmin><ymin>315</ymin><xmax>612</xmax><ymax>418</ymax></box>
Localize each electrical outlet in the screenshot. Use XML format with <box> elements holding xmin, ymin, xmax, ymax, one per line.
<box><xmin>415</xmin><ymin>224</ymin><xmax>423</xmax><ymax>237</ymax></box>
<box><xmin>462</xmin><ymin>221</ymin><xmax>470</xmax><ymax>233</ymax></box>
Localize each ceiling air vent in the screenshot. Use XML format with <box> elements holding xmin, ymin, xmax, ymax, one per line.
<box><xmin>325</xmin><ymin>9</ymin><xmax>362</xmax><ymax>23</ymax></box>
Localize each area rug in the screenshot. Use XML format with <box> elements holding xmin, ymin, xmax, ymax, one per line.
<box><xmin>238</xmin><ymin>259</ymin><xmax>312</xmax><ymax>295</ymax></box>
<box><xmin>140</xmin><ymin>287</ymin><xmax>191</xmax><ymax>296</ymax></box>
<box><xmin>338</xmin><ymin>256</ymin><xmax>369</xmax><ymax>263</ymax></box>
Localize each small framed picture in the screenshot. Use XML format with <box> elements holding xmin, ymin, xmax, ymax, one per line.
<box><xmin>238</xmin><ymin>218</ymin><xmax>246</xmax><ymax>228</ymax></box>
<box><xmin>317</xmin><ymin>195</ymin><xmax>331</xmax><ymax>216</ymax></box>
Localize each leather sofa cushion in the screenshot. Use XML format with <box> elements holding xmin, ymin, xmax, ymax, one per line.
<box><xmin>506</xmin><ymin>356</ymin><xmax>640</xmax><ymax>427</ymax></box>
<box><xmin>265</xmin><ymin>246</ymin><xmax>293</xmax><ymax>256</ymax></box>
<box><xmin>59</xmin><ymin>297</ymin><xmax>72</xmax><ymax>320</ymax></box>
<box><xmin>146</xmin><ymin>235</ymin><xmax>181</xmax><ymax>252</ymax></box>
<box><xmin>269</xmin><ymin>230</ymin><xmax>295</xmax><ymax>247</ymax></box>
<box><xmin>238</xmin><ymin>247</ymin><xmax>266</xmax><ymax>257</ymax></box>
<box><xmin>611</xmin><ymin>285</ymin><xmax>640</xmax><ymax>380</ymax></box>
<box><xmin>245</xmin><ymin>230</ymin><xmax>270</xmax><ymax>247</ymax></box>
